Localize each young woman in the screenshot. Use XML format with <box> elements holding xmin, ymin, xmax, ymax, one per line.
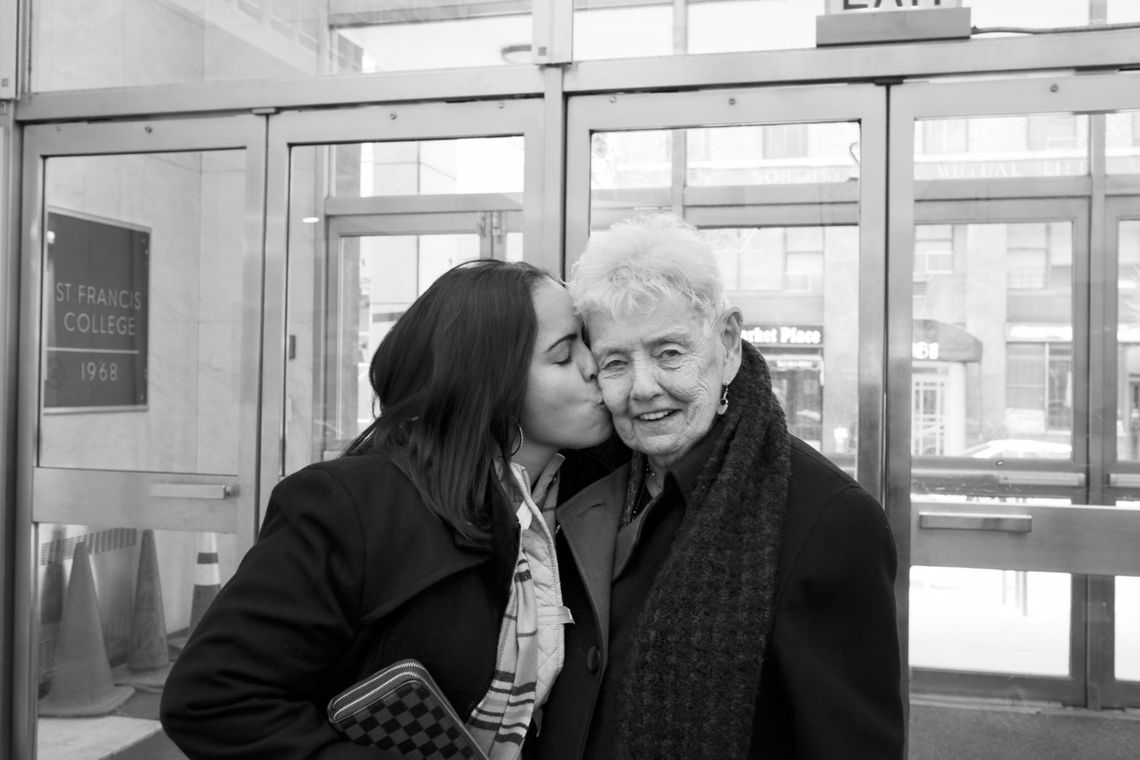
<box><xmin>160</xmin><ymin>259</ymin><xmax>617</xmax><ymax>760</ymax></box>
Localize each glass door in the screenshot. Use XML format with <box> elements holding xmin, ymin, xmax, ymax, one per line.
<box><xmin>309</xmin><ymin>210</ymin><xmax>523</xmax><ymax>465</ymax></box>
<box><xmin>15</xmin><ymin>116</ymin><xmax>267</xmax><ymax>757</ymax></box>
<box><xmin>889</xmin><ymin>73</ymin><xmax>1140</xmax><ymax>714</ymax></box>
<box><xmin>1104</xmin><ymin>194</ymin><xmax>1140</xmax><ymax>708</ymax></box>
<box><xmin>566</xmin><ymin>83</ymin><xmax>888</xmax><ymax>491</ymax></box>
<box><xmin>263</xmin><ymin>100</ymin><xmax>545</xmax><ymax>487</ymax></box>
<box><xmin>907</xmin><ymin>198</ymin><xmax>1089</xmax><ymax>704</ymax></box>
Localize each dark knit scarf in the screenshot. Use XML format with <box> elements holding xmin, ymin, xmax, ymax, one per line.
<box><xmin>613</xmin><ymin>342</ymin><xmax>790</xmax><ymax>759</ymax></box>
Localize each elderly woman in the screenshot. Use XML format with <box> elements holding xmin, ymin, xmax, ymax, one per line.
<box><xmin>535</xmin><ymin>213</ymin><xmax>903</xmax><ymax>760</ymax></box>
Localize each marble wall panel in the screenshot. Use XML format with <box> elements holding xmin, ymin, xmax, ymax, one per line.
<box><xmin>46</xmin><ymin>156</ymin><xmax>127</xmax><ymax>223</ymax></box>
<box><xmin>195</xmin><ymin>320</ymin><xmax>241</xmax><ymax>474</ymax></box>
<box><xmin>39</xmin><ymin>316</ymin><xmax>200</xmax><ymax>472</ymax></box>
<box><xmin>32</xmin><ymin>0</ymin><xmax>127</xmax><ymax>91</ymax></box>
<box><xmin>126</xmin><ymin>0</ymin><xmax>206</xmax><ymax>87</ymax></box>
<box><xmin>130</xmin><ymin>154</ymin><xmax>202</xmax><ymax>325</ymax></box>
<box><xmin>39</xmin><ymin>151</ymin><xmax>211</xmax><ymax>474</ymax></box>
<box><xmin>33</xmin><ymin>0</ymin><xmax>324</xmax><ymax>90</ymax></box>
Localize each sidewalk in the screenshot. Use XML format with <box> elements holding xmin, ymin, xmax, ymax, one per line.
<box><xmin>38</xmin><ymin>690</ymin><xmax>183</xmax><ymax>760</ymax></box>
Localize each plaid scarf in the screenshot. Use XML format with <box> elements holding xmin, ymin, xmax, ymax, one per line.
<box><xmin>467</xmin><ymin>456</ymin><xmax>571</xmax><ymax>760</ymax></box>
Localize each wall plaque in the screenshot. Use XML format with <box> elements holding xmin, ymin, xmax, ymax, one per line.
<box><xmin>44</xmin><ymin>212</ymin><xmax>149</xmax><ymax>410</ymax></box>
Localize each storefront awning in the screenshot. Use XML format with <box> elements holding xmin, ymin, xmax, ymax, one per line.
<box><xmin>913</xmin><ymin>319</ymin><xmax>983</xmax><ymax>363</ymax></box>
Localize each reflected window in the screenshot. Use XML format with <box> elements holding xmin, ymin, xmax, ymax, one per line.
<box><xmin>916</xmin><ymin>115</ymin><xmax>1089</xmax><ymax>179</ymax></box>
<box><xmin>914</xmin><ymin>225</ymin><xmax>956</xmax><ymax>277</ymax></box>
<box><xmin>688</xmin><ymin>123</ymin><xmax>860</xmax><ymax>186</ymax></box>
<box><xmin>1117</xmin><ymin>221</ymin><xmax>1140</xmax><ymax>461</ymax></box>
<box><xmin>1007</xmin><ymin>343</ymin><xmax>1072</xmax><ymax>433</ymax></box>
<box><xmin>700</xmin><ymin>225</ymin><xmax>857</xmax><ymax>461</ymax></box>
<box><xmin>591</xmin><ymin>132</ymin><xmax>672</xmax><ymax>190</ymax></box>
<box><xmin>709</xmin><ymin>226</ymin><xmax>830</xmax><ymax>295</ymax></box>
<box><xmin>1027</xmin><ymin>114</ymin><xmax>1079</xmax><ymax>151</ymax></box>
<box><xmin>592</xmin><ymin>123</ymin><xmax>857</xmax><ymax>190</ymax></box>
<box><xmin>1006</xmin><ymin>224</ymin><xmax>1050</xmax><ymax>290</ymax></box>
<box><xmin>31</xmin><ymin>0</ymin><xmax>534</xmax><ymax>91</ymax></box>
<box><xmin>706</xmin><ymin>227</ymin><xmax>783</xmax><ymax>292</ymax></box>
<box><xmin>1118</xmin><ymin>575</ymin><xmax>1140</xmax><ymax>681</ymax></box>
<box><xmin>912</xmin><ymin>220</ymin><xmax>1074</xmax><ymax>458</ymax></box>
<box><xmin>785</xmin><ymin>228</ymin><xmax>825</xmax><ymax>293</ymax></box>
<box><xmin>763</xmin><ymin>124</ymin><xmax>809</xmax><ymax>159</ymax></box>
<box><xmin>920</xmin><ymin>119</ymin><xmax>968</xmax><ymax>155</ymax></box>
<box><xmin>347</xmin><ymin>138</ymin><xmax>524</xmax><ymax>197</ymax></box>
<box><xmin>912</xmin><ymin>370</ymin><xmax>947</xmax><ymax>456</ymax></box>
<box><xmin>1106</xmin><ymin>111</ymin><xmax>1140</xmax><ymax>175</ymax></box>
<box><xmin>593</xmin><ymin>123</ymin><xmax>859</xmax><ymax>190</ymax></box>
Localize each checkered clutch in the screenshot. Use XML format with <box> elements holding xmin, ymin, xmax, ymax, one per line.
<box><xmin>327</xmin><ymin>658</ymin><xmax>488</xmax><ymax>759</ymax></box>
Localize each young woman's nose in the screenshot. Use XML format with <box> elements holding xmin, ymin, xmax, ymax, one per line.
<box><xmin>576</xmin><ymin>344</ymin><xmax>600</xmax><ymax>382</ymax></box>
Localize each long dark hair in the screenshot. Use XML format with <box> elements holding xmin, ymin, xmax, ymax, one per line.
<box><xmin>344</xmin><ymin>259</ymin><xmax>552</xmax><ymax>542</ymax></box>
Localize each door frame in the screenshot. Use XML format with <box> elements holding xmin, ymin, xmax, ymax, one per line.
<box><xmin>888</xmin><ymin>73</ymin><xmax>1140</xmax><ymax>708</ymax></box>
<box><xmin>13</xmin><ymin>113</ymin><xmax>268</xmax><ymax>755</ymax></box>
<box><xmin>1101</xmin><ymin>195</ymin><xmax>1140</xmax><ymax>708</ymax></box>
<box><xmin>565</xmin><ymin>82</ymin><xmax>888</xmax><ymax>497</ymax></box>
<box><xmin>261</xmin><ymin>99</ymin><xmax>546</xmax><ymax>506</ymax></box>
<box><xmin>319</xmin><ymin>207</ymin><xmax>524</xmax><ymax>458</ymax></box>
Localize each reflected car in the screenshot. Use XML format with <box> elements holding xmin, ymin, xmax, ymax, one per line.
<box><xmin>958</xmin><ymin>439</ymin><xmax>1072</xmax><ymax>460</ymax></box>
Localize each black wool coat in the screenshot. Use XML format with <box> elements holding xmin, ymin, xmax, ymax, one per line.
<box><xmin>160</xmin><ymin>447</ymin><xmax>618</xmax><ymax>760</ymax></box>
<box><xmin>534</xmin><ymin>437</ymin><xmax>904</xmax><ymax>760</ymax></box>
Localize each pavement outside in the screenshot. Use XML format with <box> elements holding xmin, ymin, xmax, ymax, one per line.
<box><xmin>38</xmin><ymin>689</ymin><xmax>186</xmax><ymax>760</ymax></box>
<box><xmin>34</xmin><ymin>688</ymin><xmax>1140</xmax><ymax>759</ymax></box>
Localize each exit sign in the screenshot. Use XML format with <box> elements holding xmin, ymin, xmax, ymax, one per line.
<box><xmin>817</xmin><ymin>0</ymin><xmax>970</xmax><ymax>45</ymax></box>
<box><xmin>826</xmin><ymin>0</ymin><xmax>962</xmax><ymax>11</ymax></box>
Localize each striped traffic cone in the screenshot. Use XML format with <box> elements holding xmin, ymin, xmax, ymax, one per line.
<box><xmin>189</xmin><ymin>531</ymin><xmax>221</xmax><ymax>633</ymax></box>
<box><xmin>39</xmin><ymin>543</ymin><xmax>135</xmax><ymax>716</ymax></box>
<box><xmin>113</xmin><ymin>529</ymin><xmax>172</xmax><ymax>691</ymax></box>
<box><xmin>170</xmin><ymin>531</ymin><xmax>222</xmax><ymax>654</ymax></box>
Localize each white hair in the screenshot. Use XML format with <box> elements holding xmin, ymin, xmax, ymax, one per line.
<box><xmin>568</xmin><ymin>212</ymin><xmax>729</xmax><ymax>328</ymax></box>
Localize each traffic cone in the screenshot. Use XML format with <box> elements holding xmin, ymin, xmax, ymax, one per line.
<box><xmin>38</xmin><ymin>543</ymin><xmax>135</xmax><ymax>717</ymax></box>
<box><xmin>169</xmin><ymin>531</ymin><xmax>221</xmax><ymax>654</ymax></box>
<box><xmin>189</xmin><ymin>531</ymin><xmax>221</xmax><ymax>632</ymax></box>
<box><xmin>113</xmin><ymin>529</ymin><xmax>172</xmax><ymax>692</ymax></box>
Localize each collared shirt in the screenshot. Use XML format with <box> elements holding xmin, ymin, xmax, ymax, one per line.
<box><xmin>612</xmin><ymin>416</ymin><xmax>724</xmax><ymax>579</ymax></box>
<box><xmin>583</xmin><ymin>417</ymin><xmax>724</xmax><ymax>757</ymax></box>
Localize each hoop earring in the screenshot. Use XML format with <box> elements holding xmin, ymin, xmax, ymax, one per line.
<box><xmin>509</xmin><ymin>420</ymin><xmax>525</xmax><ymax>457</ymax></box>
<box><xmin>717</xmin><ymin>386</ymin><xmax>729</xmax><ymax>415</ymax></box>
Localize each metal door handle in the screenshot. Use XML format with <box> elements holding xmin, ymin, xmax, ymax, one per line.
<box><xmin>148</xmin><ymin>483</ymin><xmax>232</xmax><ymax>500</ymax></box>
<box><xmin>918</xmin><ymin>512</ymin><xmax>1032</xmax><ymax>533</ymax></box>
<box><xmin>995</xmin><ymin>471</ymin><xmax>1083</xmax><ymax>487</ymax></box>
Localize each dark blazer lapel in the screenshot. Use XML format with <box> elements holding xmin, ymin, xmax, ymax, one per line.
<box><xmin>556</xmin><ymin>468</ymin><xmax>627</xmax><ymax>650</ymax></box>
